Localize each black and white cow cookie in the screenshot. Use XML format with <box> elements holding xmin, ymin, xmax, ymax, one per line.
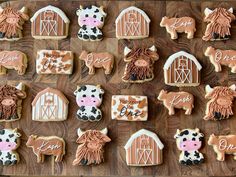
<box><xmin>76</xmin><ymin>5</ymin><xmax>107</xmax><ymax>41</ymax></box>
<box><xmin>174</xmin><ymin>128</ymin><xmax>204</xmax><ymax>165</ymax></box>
<box><xmin>74</xmin><ymin>85</ymin><xmax>104</xmax><ymax>121</ymax></box>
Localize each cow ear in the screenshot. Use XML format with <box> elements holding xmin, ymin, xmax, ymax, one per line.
<box><xmin>204</xmin><ymin>8</ymin><xmax>213</xmax><ymax>16</ymax></box>
<box><xmin>74</xmin><ymin>86</ymin><xmax>80</xmax><ymax>95</ymax></box>
<box><xmin>124</xmin><ymin>47</ymin><xmax>131</xmax><ymax>56</ymax></box>
<box><xmin>228</xmin><ymin>7</ymin><xmax>233</xmax><ymax>14</ymax></box>
<box><xmin>13</xmin><ymin>128</ymin><xmax>21</xmax><ymax>137</ymax></box>
<box><xmin>195</xmin><ymin>128</ymin><xmax>200</xmax><ymax>133</ymax></box>
<box><xmin>99</xmin><ymin>6</ymin><xmax>107</xmax><ymax>17</ymax></box>
<box><xmin>76</xmin><ymin>5</ymin><xmax>83</xmax><ymax>16</ymax></box>
<box><xmin>174</xmin><ymin>129</ymin><xmax>180</xmax><ymax>139</ymax></box>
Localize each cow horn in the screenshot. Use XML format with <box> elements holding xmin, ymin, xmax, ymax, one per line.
<box><xmin>124</xmin><ymin>47</ymin><xmax>131</xmax><ymax>56</ymax></box>
<box><xmin>204</xmin><ymin>8</ymin><xmax>213</xmax><ymax>16</ymax></box>
<box><xmin>100</xmin><ymin>128</ymin><xmax>108</xmax><ymax>135</ymax></box>
<box><xmin>229</xmin><ymin>84</ymin><xmax>236</xmax><ymax>91</ymax></box>
<box><xmin>228</xmin><ymin>7</ymin><xmax>233</xmax><ymax>13</ymax></box>
<box><xmin>16</xmin><ymin>82</ymin><xmax>25</xmax><ymax>91</ymax></box>
<box><xmin>205</xmin><ymin>85</ymin><xmax>213</xmax><ymax>93</ymax></box>
<box><xmin>74</xmin><ymin>86</ymin><xmax>80</xmax><ymax>95</ymax></box>
<box><xmin>80</xmin><ymin>5</ymin><xmax>83</xmax><ymax>10</ymax></box>
<box><xmin>195</xmin><ymin>128</ymin><xmax>199</xmax><ymax>133</ymax></box>
<box><xmin>19</xmin><ymin>6</ymin><xmax>27</xmax><ymax>13</ymax></box>
<box><xmin>77</xmin><ymin>128</ymin><xmax>84</xmax><ymax>137</ymax></box>
<box><xmin>149</xmin><ymin>45</ymin><xmax>157</xmax><ymax>52</ymax></box>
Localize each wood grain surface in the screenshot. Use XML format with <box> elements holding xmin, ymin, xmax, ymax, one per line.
<box><xmin>0</xmin><ymin>0</ymin><xmax>236</xmax><ymax>176</ymax></box>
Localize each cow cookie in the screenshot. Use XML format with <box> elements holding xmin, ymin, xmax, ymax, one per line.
<box><xmin>122</xmin><ymin>46</ymin><xmax>159</xmax><ymax>83</ymax></box>
<box><xmin>174</xmin><ymin>128</ymin><xmax>204</xmax><ymax>165</ymax></box>
<box><xmin>79</xmin><ymin>50</ymin><xmax>114</xmax><ymax>75</ymax></box>
<box><xmin>0</xmin><ymin>6</ymin><xmax>29</xmax><ymax>41</ymax></box>
<box><xmin>73</xmin><ymin>128</ymin><xmax>111</xmax><ymax>166</ymax></box>
<box><xmin>111</xmin><ymin>95</ymin><xmax>148</xmax><ymax>121</ymax></box>
<box><xmin>203</xmin><ymin>7</ymin><xmax>235</xmax><ymax>41</ymax></box>
<box><xmin>204</xmin><ymin>84</ymin><xmax>236</xmax><ymax>121</ymax></box>
<box><xmin>76</xmin><ymin>5</ymin><xmax>106</xmax><ymax>41</ymax></box>
<box><xmin>208</xmin><ymin>134</ymin><xmax>236</xmax><ymax>161</ymax></box>
<box><xmin>160</xmin><ymin>16</ymin><xmax>196</xmax><ymax>39</ymax></box>
<box><xmin>0</xmin><ymin>129</ymin><xmax>21</xmax><ymax>166</ymax></box>
<box><xmin>74</xmin><ymin>85</ymin><xmax>104</xmax><ymax>122</ymax></box>
<box><xmin>26</xmin><ymin>135</ymin><xmax>65</xmax><ymax>163</ymax></box>
<box><xmin>158</xmin><ymin>90</ymin><xmax>194</xmax><ymax>115</ymax></box>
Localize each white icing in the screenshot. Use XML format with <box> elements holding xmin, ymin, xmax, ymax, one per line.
<box><xmin>219</xmin><ymin>139</ymin><xmax>236</xmax><ymax>151</ymax></box>
<box><xmin>215</xmin><ymin>50</ymin><xmax>236</xmax><ymax>62</ymax></box>
<box><xmin>204</xmin><ymin>8</ymin><xmax>213</xmax><ymax>16</ymax></box>
<box><xmin>170</xmin><ymin>19</ymin><xmax>193</xmax><ymax>29</ymax></box>
<box><xmin>169</xmin><ymin>95</ymin><xmax>191</xmax><ymax>106</ymax></box>
<box><xmin>124</xmin><ymin>47</ymin><xmax>131</xmax><ymax>56</ymax></box>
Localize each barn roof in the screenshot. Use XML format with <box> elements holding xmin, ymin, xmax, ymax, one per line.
<box><xmin>115</xmin><ymin>6</ymin><xmax>151</xmax><ymax>24</ymax></box>
<box><xmin>124</xmin><ymin>129</ymin><xmax>164</xmax><ymax>150</ymax></box>
<box><xmin>30</xmin><ymin>5</ymin><xmax>70</xmax><ymax>23</ymax></box>
<box><xmin>163</xmin><ymin>51</ymin><xmax>202</xmax><ymax>71</ymax></box>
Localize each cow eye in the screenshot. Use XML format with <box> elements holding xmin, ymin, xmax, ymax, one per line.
<box><xmin>91</xmin><ymin>95</ymin><xmax>95</xmax><ymax>97</ymax></box>
<box><xmin>85</xmin><ymin>14</ymin><xmax>88</xmax><ymax>17</ymax></box>
<box><xmin>83</xmin><ymin>95</ymin><xmax>86</xmax><ymax>97</ymax></box>
<box><xmin>6</xmin><ymin>139</ymin><xmax>9</xmax><ymax>142</ymax></box>
<box><xmin>183</xmin><ymin>138</ymin><xmax>187</xmax><ymax>141</ymax></box>
<box><xmin>93</xmin><ymin>15</ymin><xmax>96</xmax><ymax>18</ymax></box>
<box><xmin>0</xmin><ymin>139</ymin><xmax>2</xmax><ymax>142</ymax></box>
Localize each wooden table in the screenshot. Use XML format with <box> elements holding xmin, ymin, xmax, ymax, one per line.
<box><xmin>0</xmin><ymin>0</ymin><xmax>236</xmax><ymax>176</ymax></box>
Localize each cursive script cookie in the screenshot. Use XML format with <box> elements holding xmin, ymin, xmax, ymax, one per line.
<box><xmin>26</xmin><ymin>135</ymin><xmax>65</xmax><ymax>163</ymax></box>
<box><xmin>111</xmin><ymin>95</ymin><xmax>148</xmax><ymax>121</ymax></box>
<box><xmin>160</xmin><ymin>16</ymin><xmax>196</xmax><ymax>39</ymax></box>
<box><xmin>124</xmin><ymin>129</ymin><xmax>164</xmax><ymax>166</ymax></box>
<box><xmin>73</xmin><ymin>128</ymin><xmax>111</xmax><ymax>166</ymax></box>
<box><xmin>208</xmin><ymin>134</ymin><xmax>236</xmax><ymax>161</ymax></box>
<box><xmin>203</xmin><ymin>7</ymin><xmax>235</xmax><ymax>41</ymax></box>
<box><xmin>79</xmin><ymin>51</ymin><xmax>114</xmax><ymax>75</ymax></box>
<box><xmin>174</xmin><ymin>128</ymin><xmax>204</xmax><ymax>165</ymax></box>
<box><xmin>204</xmin><ymin>84</ymin><xmax>236</xmax><ymax>121</ymax></box>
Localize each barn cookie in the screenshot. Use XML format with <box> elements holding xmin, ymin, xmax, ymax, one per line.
<box><xmin>124</xmin><ymin>129</ymin><xmax>164</xmax><ymax>166</ymax></box>
<box><xmin>32</xmin><ymin>88</ymin><xmax>69</xmax><ymax>121</ymax></box>
<box><xmin>164</xmin><ymin>51</ymin><xmax>202</xmax><ymax>87</ymax></box>
<box><xmin>122</xmin><ymin>46</ymin><xmax>159</xmax><ymax>83</ymax></box>
<box><xmin>31</xmin><ymin>5</ymin><xmax>70</xmax><ymax>39</ymax></box>
<box><xmin>74</xmin><ymin>85</ymin><xmax>104</xmax><ymax>122</ymax></box>
<box><xmin>205</xmin><ymin>46</ymin><xmax>236</xmax><ymax>73</ymax></box>
<box><xmin>174</xmin><ymin>128</ymin><xmax>204</xmax><ymax>165</ymax></box>
<box><xmin>111</xmin><ymin>95</ymin><xmax>148</xmax><ymax>121</ymax></box>
<box><xmin>0</xmin><ymin>6</ymin><xmax>29</xmax><ymax>41</ymax></box>
<box><xmin>203</xmin><ymin>7</ymin><xmax>235</xmax><ymax>41</ymax></box>
<box><xmin>116</xmin><ymin>6</ymin><xmax>150</xmax><ymax>39</ymax></box>
<box><xmin>26</xmin><ymin>135</ymin><xmax>65</xmax><ymax>163</ymax></box>
<box><xmin>79</xmin><ymin>51</ymin><xmax>114</xmax><ymax>75</ymax></box>
<box><xmin>208</xmin><ymin>134</ymin><xmax>236</xmax><ymax>161</ymax></box>
<box><xmin>160</xmin><ymin>16</ymin><xmax>196</xmax><ymax>39</ymax></box>
<box><xmin>158</xmin><ymin>90</ymin><xmax>194</xmax><ymax>115</ymax></box>
<box><xmin>0</xmin><ymin>128</ymin><xmax>21</xmax><ymax>166</ymax></box>
<box><xmin>76</xmin><ymin>5</ymin><xmax>106</xmax><ymax>41</ymax></box>
<box><xmin>204</xmin><ymin>84</ymin><xmax>236</xmax><ymax>121</ymax></box>
<box><xmin>73</xmin><ymin>128</ymin><xmax>111</xmax><ymax>166</ymax></box>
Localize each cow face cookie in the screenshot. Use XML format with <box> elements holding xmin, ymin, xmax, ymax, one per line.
<box><xmin>174</xmin><ymin>128</ymin><xmax>204</xmax><ymax>165</ymax></box>
<box><xmin>122</xmin><ymin>46</ymin><xmax>159</xmax><ymax>83</ymax></box>
<box><xmin>76</xmin><ymin>5</ymin><xmax>106</xmax><ymax>41</ymax></box>
<box><xmin>160</xmin><ymin>16</ymin><xmax>196</xmax><ymax>39</ymax></box>
<box><xmin>26</xmin><ymin>135</ymin><xmax>65</xmax><ymax>163</ymax></box>
<box><xmin>79</xmin><ymin>51</ymin><xmax>114</xmax><ymax>75</ymax></box>
<box><xmin>204</xmin><ymin>85</ymin><xmax>236</xmax><ymax>121</ymax></box>
<box><xmin>203</xmin><ymin>7</ymin><xmax>235</xmax><ymax>41</ymax></box>
<box><xmin>158</xmin><ymin>90</ymin><xmax>194</xmax><ymax>115</ymax></box>
<box><xmin>74</xmin><ymin>85</ymin><xmax>104</xmax><ymax>122</ymax></box>
<box><xmin>208</xmin><ymin>134</ymin><xmax>236</xmax><ymax>161</ymax></box>
<box><xmin>0</xmin><ymin>128</ymin><xmax>21</xmax><ymax>166</ymax></box>
<box><xmin>73</xmin><ymin>128</ymin><xmax>111</xmax><ymax>166</ymax></box>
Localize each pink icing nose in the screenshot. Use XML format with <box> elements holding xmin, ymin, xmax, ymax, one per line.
<box><xmin>77</xmin><ymin>96</ymin><xmax>100</xmax><ymax>106</ymax></box>
<box><xmin>179</xmin><ymin>140</ymin><xmax>201</xmax><ymax>151</ymax></box>
<box><xmin>0</xmin><ymin>142</ymin><xmax>17</xmax><ymax>151</ymax></box>
<box><xmin>79</xmin><ymin>17</ymin><xmax>102</xmax><ymax>27</ymax></box>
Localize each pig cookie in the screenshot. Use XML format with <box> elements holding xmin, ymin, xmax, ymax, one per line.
<box><xmin>174</xmin><ymin>128</ymin><xmax>204</xmax><ymax>165</ymax></box>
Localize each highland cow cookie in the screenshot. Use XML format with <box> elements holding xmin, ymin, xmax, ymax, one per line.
<box><xmin>74</xmin><ymin>85</ymin><xmax>104</xmax><ymax>121</ymax></box>
<box><xmin>76</xmin><ymin>5</ymin><xmax>106</xmax><ymax>41</ymax></box>
<box><xmin>0</xmin><ymin>129</ymin><xmax>21</xmax><ymax>166</ymax></box>
<box><xmin>174</xmin><ymin>128</ymin><xmax>204</xmax><ymax>165</ymax></box>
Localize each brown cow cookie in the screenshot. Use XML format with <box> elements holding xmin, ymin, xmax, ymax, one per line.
<box><xmin>204</xmin><ymin>84</ymin><xmax>236</xmax><ymax>121</ymax></box>
<box><xmin>160</xmin><ymin>16</ymin><xmax>196</xmax><ymax>39</ymax></box>
<box><xmin>26</xmin><ymin>135</ymin><xmax>65</xmax><ymax>163</ymax></box>
<box><xmin>158</xmin><ymin>90</ymin><xmax>194</xmax><ymax>115</ymax></box>
<box><xmin>203</xmin><ymin>7</ymin><xmax>235</xmax><ymax>41</ymax></box>
<box><xmin>73</xmin><ymin>128</ymin><xmax>111</xmax><ymax>166</ymax></box>
<box><xmin>122</xmin><ymin>46</ymin><xmax>159</xmax><ymax>83</ymax></box>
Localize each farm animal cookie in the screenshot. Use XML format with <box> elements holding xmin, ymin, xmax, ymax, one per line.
<box><xmin>204</xmin><ymin>84</ymin><xmax>236</xmax><ymax>121</ymax></box>
<box><xmin>122</xmin><ymin>46</ymin><xmax>159</xmax><ymax>83</ymax></box>
<box><xmin>79</xmin><ymin>50</ymin><xmax>114</xmax><ymax>75</ymax></box>
<box><xmin>205</xmin><ymin>46</ymin><xmax>236</xmax><ymax>73</ymax></box>
<box><xmin>208</xmin><ymin>134</ymin><xmax>236</xmax><ymax>161</ymax></box>
<box><xmin>0</xmin><ymin>6</ymin><xmax>29</xmax><ymax>41</ymax></box>
<box><xmin>158</xmin><ymin>90</ymin><xmax>194</xmax><ymax>115</ymax></box>
<box><xmin>76</xmin><ymin>5</ymin><xmax>106</xmax><ymax>41</ymax></box>
<box><xmin>115</xmin><ymin>6</ymin><xmax>150</xmax><ymax>39</ymax></box>
<box><xmin>124</xmin><ymin>129</ymin><xmax>164</xmax><ymax>166</ymax></box>
<box><xmin>30</xmin><ymin>5</ymin><xmax>70</xmax><ymax>39</ymax></box>
<box><xmin>36</xmin><ymin>50</ymin><xmax>73</xmax><ymax>74</ymax></box>
<box><xmin>174</xmin><ymin>128</ymin><xmax>204</xmax><ymax>165</ymax></box>
<box><xmin>74</xmin><ymin>85</ymin><xmax>104</xmax><ymax>122</ymax></box>
<box><xmin>160</xmin><ymin>16</ymin><xmax>196</xmax><ymax>39</ymax></box>
<box><xmin>73</xmin><ymin>128</ymin><xmax>111</xmax><ymax>165</ymax></box>
<box><xmin>0</xmin><ymin>129</ymin><xmax>21</xmax><ymax>165</ymax></box>
<box><xmin>32</xmin><ymin>88</ymin><xmax>69</xmax><ymax>121</ymax></box>
<box><xmin>203</xmin><ymin>7</ymin><xmax>235</xmax><ymax>41</ymax></box>
<box><xmin>26</xmin><ymin>135</ymin><xmax>65</xmax><ymax>163</ymax></box>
